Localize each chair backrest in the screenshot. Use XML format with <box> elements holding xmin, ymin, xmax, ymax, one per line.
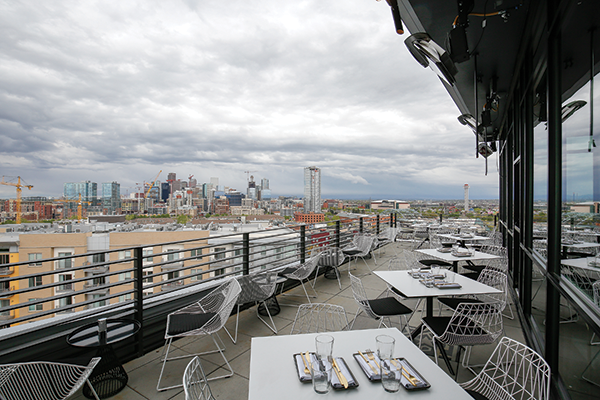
<box><xmin>318</xmin><ymin>247</ymin><xmax>345</xmax><ymax>267</ymax></box>
<box><xmin>0</xmin><ymin>357</ymin><xmax>101</xmax><ymax>400</ymax></box>
<box><xmin>388</xmin><ymin>257</ymin><xmax>404</xmax><ymax>271</ymax></box>
<box><xmin>285</xmin><ymin>253</ymin><xmax>321</xmax><ymax>280</ymax></box>
<box><xmin>348</xmin><ymin>272</ymin><xmax>378</xmax><ymax>320</ymax></box>
<box><xmin>236</xmin><ymin>270</ymin><xmax>277</xmax><ymax>305</ymax></box>
<box><xmin>183</xmin><ymin>356</ymin><xmax>215</xmax><ymax>400</ymax></box>
<box><xmin>290</xmin><ymin>303</ymin><xmax>349</xmax><ymax>334</ymax></box>
<box><xmin>438</xmin><ymin>302</ymin><xmax>504</xmax><ymax>347</ymax></box>
<box><xmin>167</xmin><ymin>278</ymin><xmax>242</xmax><ymax>338</ymax></box>
<box><xmin>476</xmin><ymin>269</ymin><xmax>508</xmax><ymax>309</ymax></box>
<box><xmin>594</xmin><ymin>281</ymin><xmax>600</xmax><ymax>307</ymax></box>
<box><xmin>562</xmin><ymin>264</ymin><xmax>600</xmax><ymax>297</ymax></box>
<box><xmin>460</xmin><ymin>337</ymin><xmax>551</xmax><ymax>400</ymax></box>
<box><xmin>355</xmin><ymin>235</ymin><xmax>375</xmax><ymax>255</ymax></box>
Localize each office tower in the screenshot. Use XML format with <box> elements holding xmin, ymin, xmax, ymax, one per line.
<box><xmin>161</xmin><ymin>182</ymin><xmax>170</xmax><ymax>202</ymax></box>
<box><xmin>63</xmin><ymin>181</ymin><xmax>98</xmax><ymax>210</ymax></box>
<box><xmin>261</xmin><ymin>178</ymin><xmax>270</xmax><ymax>190</ymax></box>
<box><xmin>303</xmin><ymin>166</ymin><xmax>321</xmax><ymax>213</ymax></box>
<box><xmin>248</xmin><ymin>176</ymin><xmax>256</xmax><ymax>199</ymax></box>
<box><xmin>210</xmin><ymin>177</ymin><xmax>219</xmax><ymax>187</ymax></box>
<box><xmin>101</xmin><ymin>182</ymin><xmax>121</xmax><ymax>214</ymax></box>
<box><xmin>464</xmin><ymin>183</ymin><xmax>469</xmax><ymax>211</ymax></box>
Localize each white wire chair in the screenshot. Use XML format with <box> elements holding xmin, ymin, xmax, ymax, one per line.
<box><xmin>376</xmin><ymin>227</ymin><xmax>398</xmax><ymax>257</ymax></box>
<box><xmin>183</xmin><ymin>356</ymin><xmax>216</xmax><ymax>400</ymax></box>
<box><xmin>412</xmin><ymin>226</ymin><xmax>429</xmax><ymax>249</ymax></box>
<box><xmin>418</xmin><ymin>301</ymin><xmax>504</xmax><ymax>378</ymax></box>
<box><xmin>157</xmin><ymin>278</ymin><xmax>242</xmax><ymax>391</ymax></box>
<box><xmin>313</xmin><ymin>247</ymin><xmax>346</xmax><ymax>290</ymax></box>
<box><xmin>0</xmin><ymin>357</ymin><xmax>101</xmax><ymax>400</ymax></box>
<box><xmin>289</xmin><ymin>303</ymin><xmax>349</xmax><ymax>334</ymax></box>
<box><xmin>438</xmin><ymin>269</ymin><xmax>508</xmax><ymax>314</ymax></box>
<box><xmin>460</xmin><ymin>337</ymin><xmax>551</xmax><ymax>400</ymax></box>
<box><xmin>348</xmin><ymin>272</ymin><xmax>412</xmax><ymax>333</ymax></box>
<box><xmin>279</xmin><ymin>253</ymin><xmax>322</xmax><ymax>303</ymax></box>
<box><xmin>342</xmin><ymin>234</ymin><xmax>376</xmax><ymax>274</ymax></box>
<box><xmin>224</xmin><ymin>270</ymin><xmax>279</xmax><ymax>344</ymax></box>
<box><xmin>591</xmin><ymin>280</ymin><xmax>600</xmax><ymax>345</ymax></box>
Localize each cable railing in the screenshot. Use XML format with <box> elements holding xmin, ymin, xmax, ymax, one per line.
<box><xmin>0</xmin><ymin>215</ymin><xmax>396</xmax><ymax>331</ymax></box>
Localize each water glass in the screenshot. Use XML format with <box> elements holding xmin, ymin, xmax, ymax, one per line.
<box><xmin>376</xmin><ymin>335</ymin><xmax>400</xmax><ymax>392</ymax></box>
<box><xmin>310</xmin><ymin>361</ymin><xmax>332</xmax><ymax>394</ymax></box>
<box><xmin>315</xmin><ymin>334</ymin><xmax>334</xmax><ymax>362</ymax></box>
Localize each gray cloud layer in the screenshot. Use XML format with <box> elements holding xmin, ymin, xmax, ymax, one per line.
<box><xmin>0</xmin><ymin>0</ymin><xmax>499</xmax><ymax>200</ymax></box>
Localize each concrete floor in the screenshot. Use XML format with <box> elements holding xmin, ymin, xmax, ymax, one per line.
<box><xmin>71</xmin><ymin>241</ymin><xmax>530</xmax><ymax>400</ymax></box>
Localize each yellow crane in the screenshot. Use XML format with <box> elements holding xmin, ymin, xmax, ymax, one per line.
<box><xmin>54</xmin><ymin>193</ymin><xmax>91</xmax><ymax>221</ymax></box>
<box><xmin>0</xmin><ymin>176</ymin><xmax>33</xmax><ymax>224</ymax></box>
<box><xmin>143</xmin><ymin>170</ymin><xmax>162</xmax><ymax>211</ymax></box>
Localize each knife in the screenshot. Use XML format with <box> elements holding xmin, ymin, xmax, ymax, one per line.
<box><xmin>358</xmin><ymin>350</ymin><xmax>378</xmax><ymax>375</ymax></box>
<box><xmin>332</xmin><ymin>358</ymin><xmax>349</xmax><ymax>389</ymax></box>
<box><xmin>390</xmin><ymin>359</ymin><xmax>418</xmax><ymax>386</ymax></box>
<box><xmin>303</xmin><ymin>352</ymin><xmax>312</xmax><ymax>372</ymax></box>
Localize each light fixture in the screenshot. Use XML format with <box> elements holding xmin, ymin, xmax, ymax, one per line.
<box><xmin>404</xmin><ymin>32</ymin><xmax>458</xmax><ymax>86</ymax></box>
<box><xmin>478</xmin><ymin>142</ymin><xmax>494</xmax><ymax>158</ymax></box>
<box><xmin>385</xmin><ymin>0</ymin><xmax>404</xmax><ymax>34</ymax></box>
<box><xmin>561</xmin><ymin>100</ymin><xmax>587</xmax><ymax>123</ymax></box>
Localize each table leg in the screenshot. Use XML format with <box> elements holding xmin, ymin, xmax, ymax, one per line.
<box><xmin>410</xmin><ymin>298</ymin><xmax>434</xmax><ymax>341</ymax></box>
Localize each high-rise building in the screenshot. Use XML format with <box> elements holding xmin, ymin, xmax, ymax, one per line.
<box><xmin>261</xmin><ymin>178</ymin><xmax>270</xmax><ymax>190</ymax></box>
<box><xmin>464</xmin><ymin>184</ymin><xmax>470</xmax><ymax>211</ymax></box>
<box><xmin>303</xmin><ymin>166</ymin><xmax>321</xmax><ymax>213</ymax></box>
<box><xmin>101</xmin><ymin>182</ymin><xmax>121</xmax><ymax>214</ymax></box>
<box><xmin>63</xmin><ymin>181</ymin><xmax>98</xmax><ymax>210</ymax></box>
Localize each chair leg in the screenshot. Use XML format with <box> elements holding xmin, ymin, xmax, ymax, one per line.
<box><xmin>206</xmin><ymin>333</ymin><xmax>235</xmax><ymax>382</ymax></box>
<box><xmin>582</xmin><ymin>347</ymin><xmax>600</xmax><ymax>387</ymax></box>
<box><xmin>85</xmin><ymin>379</ymin><xmax>101</xmax><ymax>400</ymax></box>
<box><xmin>157</xmin><ymin>338</ymin><xmax>174</xmax><ymax>391</ymax></box>
<box><xmin>256</xmin><ymin>300</ymin><xmax>278</xmax><ymax>334</ymax></box>
<box><xmin>350</xmin><ymin>308</ymin><xmax>362</xmax><ymax>330</ymax></box>
<box><xmin>223</xmin><ymin>304</ymin><xmax>241</xmax><ymax>344</ymax></box>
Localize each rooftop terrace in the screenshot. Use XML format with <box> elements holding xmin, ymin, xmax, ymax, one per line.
<box><xmin>65</xmin><ymin>240</ymin><xmax>529</xmax><ymax>400</ymax></box>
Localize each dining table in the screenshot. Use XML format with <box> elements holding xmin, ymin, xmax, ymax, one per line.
<box><xmin>416</xmin><ymin>248</ymin><xmax>501</xmax><ymax>272</ymax></box>
<box><xmin>248</xmin><ymin>327</ymin><xmax>473</xmax><ymax>400</ymax></box>
<box><xmin>436</xmin><ymin>233</ymin><xmax>491</xmax><ymax>248</ymax></box>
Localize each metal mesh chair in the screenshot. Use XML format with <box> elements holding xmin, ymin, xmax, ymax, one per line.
<box><xmin>313</xmin><ymin>247</ymin><xmax>346</xmax><ymax>290</ymax></box>
<box><xmin>418</xmin><ymin>302</ymin><xmax>504</xmax><ymax>378</ymax></box>
<box><xmin>183</xmin><ymin>356</ymin><xmax>216</xmax><ymax>400</ymax></box>
<box><xmin>348</xmin><ymin>272</ymin><xmax>413</xmax><ymax>333</ymax></box>
<box><xmin>157</xmin><ymin>278</ymin><xmax>242</xmax><ymax>391</ymax></box>
<box><xmin>289</xmin><ymin>303</ymin><xmax>349</xmax><ymax>334</ymax></box>
<box><xmin>0</xmin><ymin>357</ymin><xmax>101</xmax><ymax>400</ymax></box>
<box><xmin>376</xmin><ymin>227</ymin><xmax>398</xmax><ymax>257</ymax></box>
<box><xmin>279</xmin><ymin>253</ymin><xmax>322</xmax><ymax>303</ymax></box>
<box><xmin>224</xmin><ymin>270</ymin><xmax>279</xmax><ymax>344</ymax></box>
<box><xmin>342</xmin><ymin>235</ymin><xmax>375</xmax><ymax>274</ymax></box>
<box><xmin>460</xmin><ymin>337</ymin><xmax>551</xmax><ymax>400</ymax></box>
<box><xmin>438</xmin><ymin>269</ymin><xmax>508</xmax><ymax>314</ymax></box>
<box><xmin>412</xmin><ymin>226</ymin><xmax>429</xmax><ymax>249</ymax></box>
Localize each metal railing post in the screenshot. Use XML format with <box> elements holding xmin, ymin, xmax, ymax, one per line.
<box><xmin>335</xmin><ymin>220</ymin><xmax>341</xmax><ymax>249</ymax></box>
<box><xmin>133</xmin><ymin>246</ymin><xmax>144</xmax><ymax>357</ymax></box>
<box><xmin>359</xmin><ymin>218</ymin><xmax>363</xmax><ymax>233</ymax></box>
<box><xmin>376</xmin><ymin>215</ymin><xmax>380</xmax><ymax>235</ymax></box>
<box><xmin>300</xmin><ymin>225</ymin><xmax>306</xmax><ymax>263</ymax></box>
<box><xmin>243</xmin><ymin>232</ymin><xmax>250</xmax><ymax>275</ymax></box>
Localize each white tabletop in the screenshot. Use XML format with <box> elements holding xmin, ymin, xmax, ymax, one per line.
<box><xmin>248</xmin><ymin>328</ymin><xmax>472</xmax><ymax>400</ymax></box>
<box><xmin>436</xmin><ymin>234</ymin><xmax>490</xmax><ymax>242</ymax></box>
<box><xmin>561</xmin><ymin>257</ymin><xmax>600</xmax><ymax>272</ymax></box>
<box><xmin>416</xmin><ymin>248</ymin><xmax>501</xmax><ymax>263</ymax></box>
<box><xmin>374</xmin><ymin>270</ymin><xmax>502</xmax><ymax>299</ymax></box>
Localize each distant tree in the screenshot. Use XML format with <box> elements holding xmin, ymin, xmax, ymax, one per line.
<box><xmin>177</xmin><ymin>214</ymin><xmax>190</xmax><ymax>224</ymax></box>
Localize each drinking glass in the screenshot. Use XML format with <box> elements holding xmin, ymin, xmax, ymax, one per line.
<box><xmin>310</xmin><ymin>361</ymin><xmax>332</xmax><ymax>394</ymax></box>
<box><xmin>315</xmin><ymin>334</ymin><xmax>334</xmax><ymax>362</ymax></box>
<box><xmin>376</xmin><ymin>335</ymin><xmax>400</xmax><ymax>392</ymax></box>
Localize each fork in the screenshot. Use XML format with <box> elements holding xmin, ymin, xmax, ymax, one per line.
<box><xmin>365</xmin><ymin>349</ymin><xmax>381</xmax><ymax>369</ymax></box>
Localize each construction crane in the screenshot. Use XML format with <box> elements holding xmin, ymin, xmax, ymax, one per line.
<box><xmin>0</xmin><ymin>176</ymin><xmax>33</xmax><ymax>224</ymax></box>
<box><xmin>143</xmin><ymin>170</ymin><xmax>162</xmax><ymax>211</ymax></box>
<box><xmin>54</xmin><ymin>193</ymin><xmax>91</xmax><ymax>221</ymax></box>
<box><xmin>244</xmin><ymin>170</ymin><xmax>257</xmax><ymax>182</ymax></box>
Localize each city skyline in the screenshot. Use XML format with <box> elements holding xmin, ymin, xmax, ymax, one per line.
<box><xmin>0</xmin><ymin>1</ymin><xmax>500</xmax><ymax>201</ymax></box>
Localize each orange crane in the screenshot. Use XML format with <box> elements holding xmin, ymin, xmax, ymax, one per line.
<box><xmin>0</xmin><ymin>176</ymin><xmax>33</xmax><ymax>224</ymax></box>
<box><xmin>54</xmin><ymin>193</ymin><xmax>91</xmax><ymax>221</ymax></box>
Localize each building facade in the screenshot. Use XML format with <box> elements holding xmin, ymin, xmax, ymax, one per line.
<box><xmin>303</xmin><ymin>166</ymin><xmax>321</xmax><ymax>213</ymax></box>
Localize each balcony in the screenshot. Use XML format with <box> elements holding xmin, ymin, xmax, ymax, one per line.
<box><xmin>0</xmin><ymin>266</ymin><xmax>14</xmax><ymax>275</ymax></box>
<box><xmin>55</xmin><ymin>283</ymin><xmax>74</xmax><ymax>293</ymax></box>
<box><xmin>82</xmin><ymin>282</ymin><xmax>109</xmax><ymax>294</ymax></box>
<box><xmin>0</xmin><ymin>311</ymin><xmax>14</xmax><ymax>321</ymax></box>
<box><xmin>160</xmin><ymin>261</ymin><xmax>183</xmax><ymax>271</ymax></box>
<box><xmin>0</xmin><ymin>286</ymin><xmax>14</xmax><ymax>297</ymax></box>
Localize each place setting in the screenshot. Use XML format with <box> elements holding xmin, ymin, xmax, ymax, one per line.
<box><xmin>409</xmin><ymin>266</ymin><xmax>462</xmax><ymax>289</ymax></box>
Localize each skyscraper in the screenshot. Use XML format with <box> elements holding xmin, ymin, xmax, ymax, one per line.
<box><xmin>101</xmin><ymin>182</ymin><xmax>121</xmax><ymax>214</ymax></box>
<box><xmin>63</xmin><ymin>181</ymin><xmax>98</xmax><ymax>210</ymax></box>
<box><xmin>303</xmin><ymin>166</ymin><xmax>321</xmax><ymax>213</ymax></box>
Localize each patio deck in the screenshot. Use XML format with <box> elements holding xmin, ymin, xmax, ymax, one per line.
<box><xmin>71</xmin><ymin>240</ymin><xmax>524</xmax><ymax>400</ymax></box>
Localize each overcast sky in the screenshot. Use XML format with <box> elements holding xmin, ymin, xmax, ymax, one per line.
<box><xmin>0</xmin><ymin>0</ymin><xmax>500</xmax><ymax>201</ymax></box>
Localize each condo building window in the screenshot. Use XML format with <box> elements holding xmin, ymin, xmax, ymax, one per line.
<box><xmin>56</xmin><ymin>252</ymin><xmax>72</xmax><ymax>269</ymax></box>
<box><xmin>0</xmin><ymin>254</ymin><xmax>9</xmax><ymax>265</ymax></box>
<box><xmin>28</xmin><ymin>276</ymin><xmax>42</xmax><ymax>287</ymax></box>
<box><xmin>143</xmin><ymin>248</ymin><xmax>153</xmax><ymax>263</ymax></box>
<box><xmin>92</xmin><ymin>253</ymin><xmax>106</xmax><ymax>264</ymax></box>
<box><xmin>119</xmin><ymin>272</ymin><xmax>132</xmax><ymax>281</ymax></box>
<box><xmin>28</xmin><ymin>253</ymin><xmax>42</xmax><ymax>266</ymax></box>
<box><xmin>0</xmin><ymin>299</ymin><xmax>10</xmax><ymax>316</ymax></box>
<box><xmin>143</xmin><ymin>269</ymin><xmax>153</xmax><ymax>283</ymax></box>
<box><xmin>190</xmin><ymin>249</ymin><xmax>202</xmax><ymax>260</ymax></box>
<box><xmin>28</xmin><ymin>299</ymin><xmax>43</xmax><ymax>312</ymax></box>
<box><xmin>119</xmin><ymin>250</ymin><xmax>132</xmax><ymax>260</ymax></box>
<box><xmin>190</xmin><ymin>269</ymin><xmax>202</xmax><ymax>281</ymax></box>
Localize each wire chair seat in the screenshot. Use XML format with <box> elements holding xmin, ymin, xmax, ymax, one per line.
<box><xmin>0</xmin><ymin>358</ymin><xmax>101</xmax><ymax>400</ymax></box>
<box><xmin>313</xmin><ymin>247</ymin><xmax>347</xmax><ymax>290</ymax></box>
<box><xmin>342</xmin><ymin>235</ymin><xmax>375</xmax><ymax>273</ymax></box>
